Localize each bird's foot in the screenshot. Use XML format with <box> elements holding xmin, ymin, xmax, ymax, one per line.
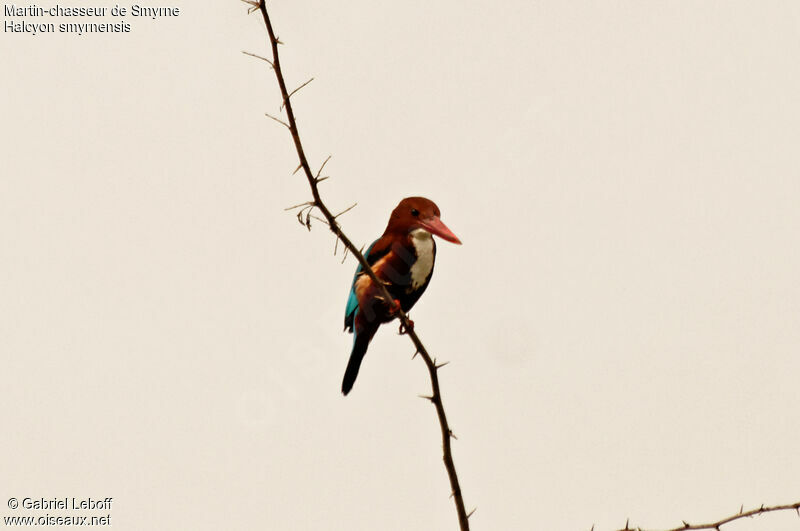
<box><xmin>398</xmin><ymin>318</ymin><xmax>414</xmax><ymax>335</ymax></box>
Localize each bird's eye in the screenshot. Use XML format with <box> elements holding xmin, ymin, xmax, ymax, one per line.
<box><xmin>411</xmin><ymin>208</ymin><xmax>420</xmax><ymax>217</ymax></box>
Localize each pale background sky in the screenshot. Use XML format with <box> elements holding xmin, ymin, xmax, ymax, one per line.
<box><xmin>2</xmin><ymin>2</ymin><xmax>799</xmax><ymax>530</ymax></box>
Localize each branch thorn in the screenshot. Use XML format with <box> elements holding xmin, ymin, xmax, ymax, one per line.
<box><xmin>334</xmin><ymin>202</ymin><xmax>358</xmax><ymax>219</ymax></box>
<box><xmin>281</xmin><ymin>77</ymin><xmax>314</xmax><ymax>109</ymax></box>
<box><xmin>240</xmin><ymin>0</ymin><xmax>259</xmax><ymax>14</ymax></box>
<box><xmin>241</xmin><ymin>50</ymin><xmax>274</xmax><ymax>67</ymax></box>
<box><xmin>316</xmin><ymin>155</ymin><xmax>332</xmax><ymax>178</ymax></box>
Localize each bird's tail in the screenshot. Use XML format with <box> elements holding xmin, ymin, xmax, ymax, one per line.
<box><xmin>341</xmin><ymin>323</ymin><xmax>378</xmax><ymax>395</ymax></box>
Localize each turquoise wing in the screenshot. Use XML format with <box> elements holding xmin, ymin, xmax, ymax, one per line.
<box><xmin>344</xmin><ymin>240</ymin><xmax>378</xmax><ymax>332</ymax></box>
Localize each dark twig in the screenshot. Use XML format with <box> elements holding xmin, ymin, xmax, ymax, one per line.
<box><xmin>251</xmin><ymin>2</ymin><xmax>470</xmax><ymax>530</ymax></box>
<box><xmin>614</xmin><ymin>501</ymin><xmax>800</xmax><ymax>531</ymax></box>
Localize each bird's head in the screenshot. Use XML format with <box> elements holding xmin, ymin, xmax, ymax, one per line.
<box><xmin>386</xmin><ymin>197</ymin><xmax>462</xmax><ymax>244</ymax></box>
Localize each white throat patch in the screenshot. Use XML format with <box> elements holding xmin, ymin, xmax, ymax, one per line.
<box><xmin>409</xmin><ymin>229</ymin><xmax>434</xmax><ymax>290</ymax></box>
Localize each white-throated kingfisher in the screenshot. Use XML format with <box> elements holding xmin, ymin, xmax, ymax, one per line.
<box><xmin>342</xmin><ymin>197</ymin><xmax>461</xmax><ymax>395</ymax></box>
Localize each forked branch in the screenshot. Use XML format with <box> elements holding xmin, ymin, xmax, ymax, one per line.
<box><xmin>249</xmin><ymin>2</ymin><xmax>470</xmax><ymax>529</ymax></box>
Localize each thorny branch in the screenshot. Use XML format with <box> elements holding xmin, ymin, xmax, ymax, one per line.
<box><xmin>246</xmin><ymin>5</ymin><xmax>800</xmax><ymax>531</ymax></box>
<box><xmin>612</xmin><ymin>501</ymin><xmax>800</xmax><ymax>531</ymax></box>
<box><xmin>247</xmin><ymin>2</ymin><xmax>471</xmax><ymax>529</ymax></box>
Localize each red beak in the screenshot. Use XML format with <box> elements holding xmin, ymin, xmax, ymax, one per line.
<box><xmin>420</xmin><ymin>216</ymin><xmax>462</xmax><ymax>244</ymax></box>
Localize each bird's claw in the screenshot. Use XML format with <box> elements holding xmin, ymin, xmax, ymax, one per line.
<box><xmin>398</xmin><ymin>319</ymin><xmax>414</xmax><ymax>335</ymax></box>
<box><xmin>385</xmin><ymin>299</ymin><xmax>413</xmax><ymax>334</ymax></box>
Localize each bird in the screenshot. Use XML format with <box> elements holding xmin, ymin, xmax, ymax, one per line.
<box><xmin>341</xmin><ymin>197</ymin><xmax>461</xmax><ymax>395</ymax></box>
